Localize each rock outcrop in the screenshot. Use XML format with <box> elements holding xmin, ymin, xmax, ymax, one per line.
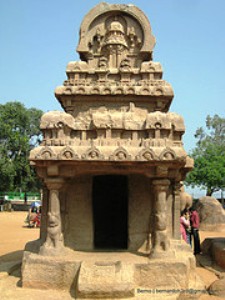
<box><xmin>196</xmin><ymin>196</ymin><xmax>225</xmax><ymax>231</ymax></box>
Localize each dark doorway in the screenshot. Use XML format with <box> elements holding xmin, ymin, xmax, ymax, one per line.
<box><xmin>92</xmin><ymin>175</ymin><xmax>128</xmax><ymax>250</ymax></box>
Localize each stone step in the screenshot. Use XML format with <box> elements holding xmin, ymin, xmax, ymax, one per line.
<box><xmin>77</xmin><ymin>260</ymin><xmax>135</xmax><ymax>298</ymax></box>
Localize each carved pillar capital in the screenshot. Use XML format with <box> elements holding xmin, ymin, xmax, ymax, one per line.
<box><xmin>45</xmin><ymin>178</ymin><xmax>65</xmax><ymax>191</ymax></box>
<box><xmin>152</xmin><ymin>179</ymin><xmax>170</xmax><ymax>191</ymax></box>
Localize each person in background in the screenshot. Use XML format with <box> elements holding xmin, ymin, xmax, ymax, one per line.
<box><xmin>180</xmin><ymin>209</ymin><xmax>191</xmax><ymax>245</ymax></box>
<box><xmin>186</xmin><ymin>210</ymin><xmax>192</xmax><ymax>246</ymax></box>
<box><xmin>190</xmin><ymin>207</ymin><xmax>201</xmax><ymax>255</ymax></box>
<box><xmin>24</xmin><ymin>192</ymin><xmax>27</xmax><ymax>204</ymax></box>
<box><xmin>32</xmin><ymin>206</ymin><xmax>41</xmax><ymax>227</ymax></box>
<box><xmin>25</xmin><ymin>206</ymin><xmax>38</xmax><ymax>227</ymax></box>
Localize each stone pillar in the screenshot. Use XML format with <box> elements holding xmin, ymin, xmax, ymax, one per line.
<box><xmin>173</xmin><ymin>181</ymin><xmax>181</xmax><ymax>240</ymax></box>
<box><xmin>40</xmin><ymin>185</ymin><xmax>49</xmax><ymax>242</ymax></box>
<box><xmin>39</xmin><ymin>178</ymin><xmax>65</xmax><ymax>256</ymax></box>
<box><xmin>150</xmin><ymin>179</ymin><xmax>170</xmax><ymax>258</ymax></box>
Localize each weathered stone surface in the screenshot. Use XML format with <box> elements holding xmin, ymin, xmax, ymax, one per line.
<box><xmin>78</xmin><ymin>261</ymin><xmax>135</xmax><ymax>298</ymax></box>
<box><xmin>22</xmin><ymin>252</ymin><xmax>81</xmax><ymax>290</ymax></box>
<box><xmin>201</xmin><ymin>238</ymin><xmax>225</xmax><ymax>269</ymax></box>
<box><xmin>209</xmin><ymin>278</ymin><xmax>225</xmax><ymax>297</ymax></box>
<box><xmin>196</xmin><ymin>196</ymin><xmax>225</xmax><ymax>231</ymax></box>
<box><xmin>21</xmin><ymin>250</ymin><xmax>205</xmax><ymax>299</ymax></box>
<box><xmin>180</xmin><ymin>183</ymin><xmax>193</xmax><ymax>211</ymax></box>
<box><xmin>135</xmin><ymin>261</ymin><xmax>188</xmax><ymax>289</ymax></box>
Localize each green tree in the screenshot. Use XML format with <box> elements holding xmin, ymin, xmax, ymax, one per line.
<box><xmin>185</xmin><ymin>114</ymin><xmax>225</xmax><ymax>196</ymax></box>
<box><xmin>0</xmin><ymin>101</ymin><xmax>43</xmax><ymax>192</ymax></box>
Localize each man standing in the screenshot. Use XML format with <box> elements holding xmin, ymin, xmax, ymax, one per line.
<box><xmin>190</xmin><ymin>207</ymin><xmax>201</xmax><ymax>255</ymax></box>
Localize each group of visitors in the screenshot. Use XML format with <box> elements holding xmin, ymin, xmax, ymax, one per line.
<box><xmin>180</xmin><ymin>207</ymin><xmax>201</xmax><ymax>255</ymax></box>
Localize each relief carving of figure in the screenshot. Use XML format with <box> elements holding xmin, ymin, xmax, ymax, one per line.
<box><xmin>89</xmin><ymin>27</ymin><xmax>104</xmax><ymax>54</ymax></box>
<box><xmin>128</xmin><ymin>26</ymin><xmax>142</xmax><ymax>51</ymax></box>
<box><xmin>116</xmin><ymin>151</ymin><xmax>127</xmax><ymax>160</ymax></box>
<box><xmin>63</xmin><ymin>151</ymin><xmax>73</xmax><ymax>159</ymax></box>
<box><xmin>45</xmin><ymin>212</ymin><xmax>63</xmax><ymax>248</ymax></box>
<box><xmin>143</xmin><ymin>151</ymin><xmax>154</xmax><ymax>161</ymax></box>
<box><xmin>151</xmin><ymin>213</ymin><xmax>170</xmax><ymax>254</ymax></box>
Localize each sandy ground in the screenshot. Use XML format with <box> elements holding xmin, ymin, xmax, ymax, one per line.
<box><xmin>0</xmin><ymin>211</ymin><xmax>224</xmax><ymax>300</ymax></box>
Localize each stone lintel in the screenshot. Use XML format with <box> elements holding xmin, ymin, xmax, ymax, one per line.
<box><xmin>35</xmin><ymin>161</ymin><xmax>186</xmax><ymax>183</ymax></box>
<box><xmin>47</xmin><ymin>165</ymin><xmax>59</xmax><ymax>176</ymax></box>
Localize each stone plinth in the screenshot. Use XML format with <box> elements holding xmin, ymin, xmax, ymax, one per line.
<box><xmin>22</xmin><ymin>242</ymin><xmax>205</xmax><ymax>299</ymax></box>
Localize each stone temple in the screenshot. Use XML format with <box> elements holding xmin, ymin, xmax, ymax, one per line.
<box><xmin>22</xmin><ymin>3</ymin><xmax>204</xmax><ymax>299</ymax></box>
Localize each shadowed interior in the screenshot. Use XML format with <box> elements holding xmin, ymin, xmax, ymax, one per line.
<box><xmin>92</xmin><ymin>175</ymin><xmax>128</xmax><ymax>250</ymax></box>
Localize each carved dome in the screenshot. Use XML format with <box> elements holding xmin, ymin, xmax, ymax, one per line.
<box><xmin>104</xmin><ymin>20</ymin><xmax>128</xmax><ymax>49</ymax></box>
<box><xmin>109</xmin><ymin>20</ymin><xmax>125</xmax><ymax>34</ymax></box>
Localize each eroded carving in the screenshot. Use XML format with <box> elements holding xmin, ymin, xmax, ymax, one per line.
<box><xmin>45</xmin><ymin>212</ymin><xmax>63</xmax><ymax>248</ymax></box>
<box><xmin>109</xmin><ymin>147</ymin><xmax>131</xmax><ymax>161</ymax></box>
<box><xmin>35</xmin><ymin>147</ymin><xmax>57</xmax><ymax>160</ymax></box>
<box><xmin>136</xmin><ymin>148</ymin><xmax>157</xmax><ymax>161</ymax></box>
<box><xmin>58</xmin><ymin>146</ymin><xmax>79</xmax><ymax>160</ymax></box>
<box><xmin>82</xmin><ymin>147</ymin><xmax>104</xmax><ymax>160</ymax></box>
<box><xmin>159</xmin><ymin>148</ymin><xmax>176</xmax><ymax>161</ymax></box>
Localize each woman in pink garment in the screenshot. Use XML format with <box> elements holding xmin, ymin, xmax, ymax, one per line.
<box><xmin>180</xmin><ymin>209</ymin><xmax>191</xmax><ymax>243</ymax></box>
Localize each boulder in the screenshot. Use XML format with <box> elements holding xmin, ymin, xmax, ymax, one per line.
<box><xmin>196</xmin><ymin>196</ymin><xmax>225</xmax><ymax>231</ymax></box>
<box><xmin>201</xmin><ymin>237</ymin><xmax>225</xmax><ymax>269</ymax></box>
<box><xmin>209</xmin><ymin>278</ymin><xmax>225</xmax><ymax>298</ymax></box>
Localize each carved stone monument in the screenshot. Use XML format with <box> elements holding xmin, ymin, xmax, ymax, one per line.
<box><xmin>22</xmin><ymin>3</ymin><xmax>204</xmax><ymax>298</ymax></box>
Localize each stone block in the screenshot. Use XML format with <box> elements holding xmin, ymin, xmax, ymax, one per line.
<box><xmin>134</xmin><ymin>260</ymin><xmax>189</xmax><ymax>290</ymax></box>
<box><xmin>22</xmin><ymin>251</ymin><xmax>81</xmax><ymax>290</ymax></box>
<box><xmin>77</xmin><ymin>260</ymin><xmax>135</xmax><ymax>298</ymax></box>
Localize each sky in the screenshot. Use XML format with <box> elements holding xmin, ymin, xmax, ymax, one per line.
<box><xmin>0</xmin><ymin>0</ymin><xmax>225</xmax><ymax>197</ymax></box>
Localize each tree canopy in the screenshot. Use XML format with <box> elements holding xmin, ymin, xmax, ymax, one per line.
<box><xmin>0</xmin><ymin>101</ymin><xmax>43</xmax><ymax>192</ymax></box>
<box><xmin>185</xmin><ymin>114</ymin><xmax>225</xmax><ymax>196</ymax></box>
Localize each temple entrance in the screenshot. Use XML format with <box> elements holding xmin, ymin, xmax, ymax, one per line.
<box><xmin>92</xmin><ymin>175</ymin><xmax>128</xmax><ymax>250</ymax></box>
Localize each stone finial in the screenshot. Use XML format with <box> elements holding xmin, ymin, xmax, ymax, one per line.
<box><xmin>77</xmin><ymin>3</ymin><xmax>155</xmax><ymax>63</ymax></box>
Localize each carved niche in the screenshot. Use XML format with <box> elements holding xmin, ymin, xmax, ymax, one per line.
<box><xmin>81</xmin><ymin>14</ymin><xmax>144</xmax><ymax>69</ymax></box>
